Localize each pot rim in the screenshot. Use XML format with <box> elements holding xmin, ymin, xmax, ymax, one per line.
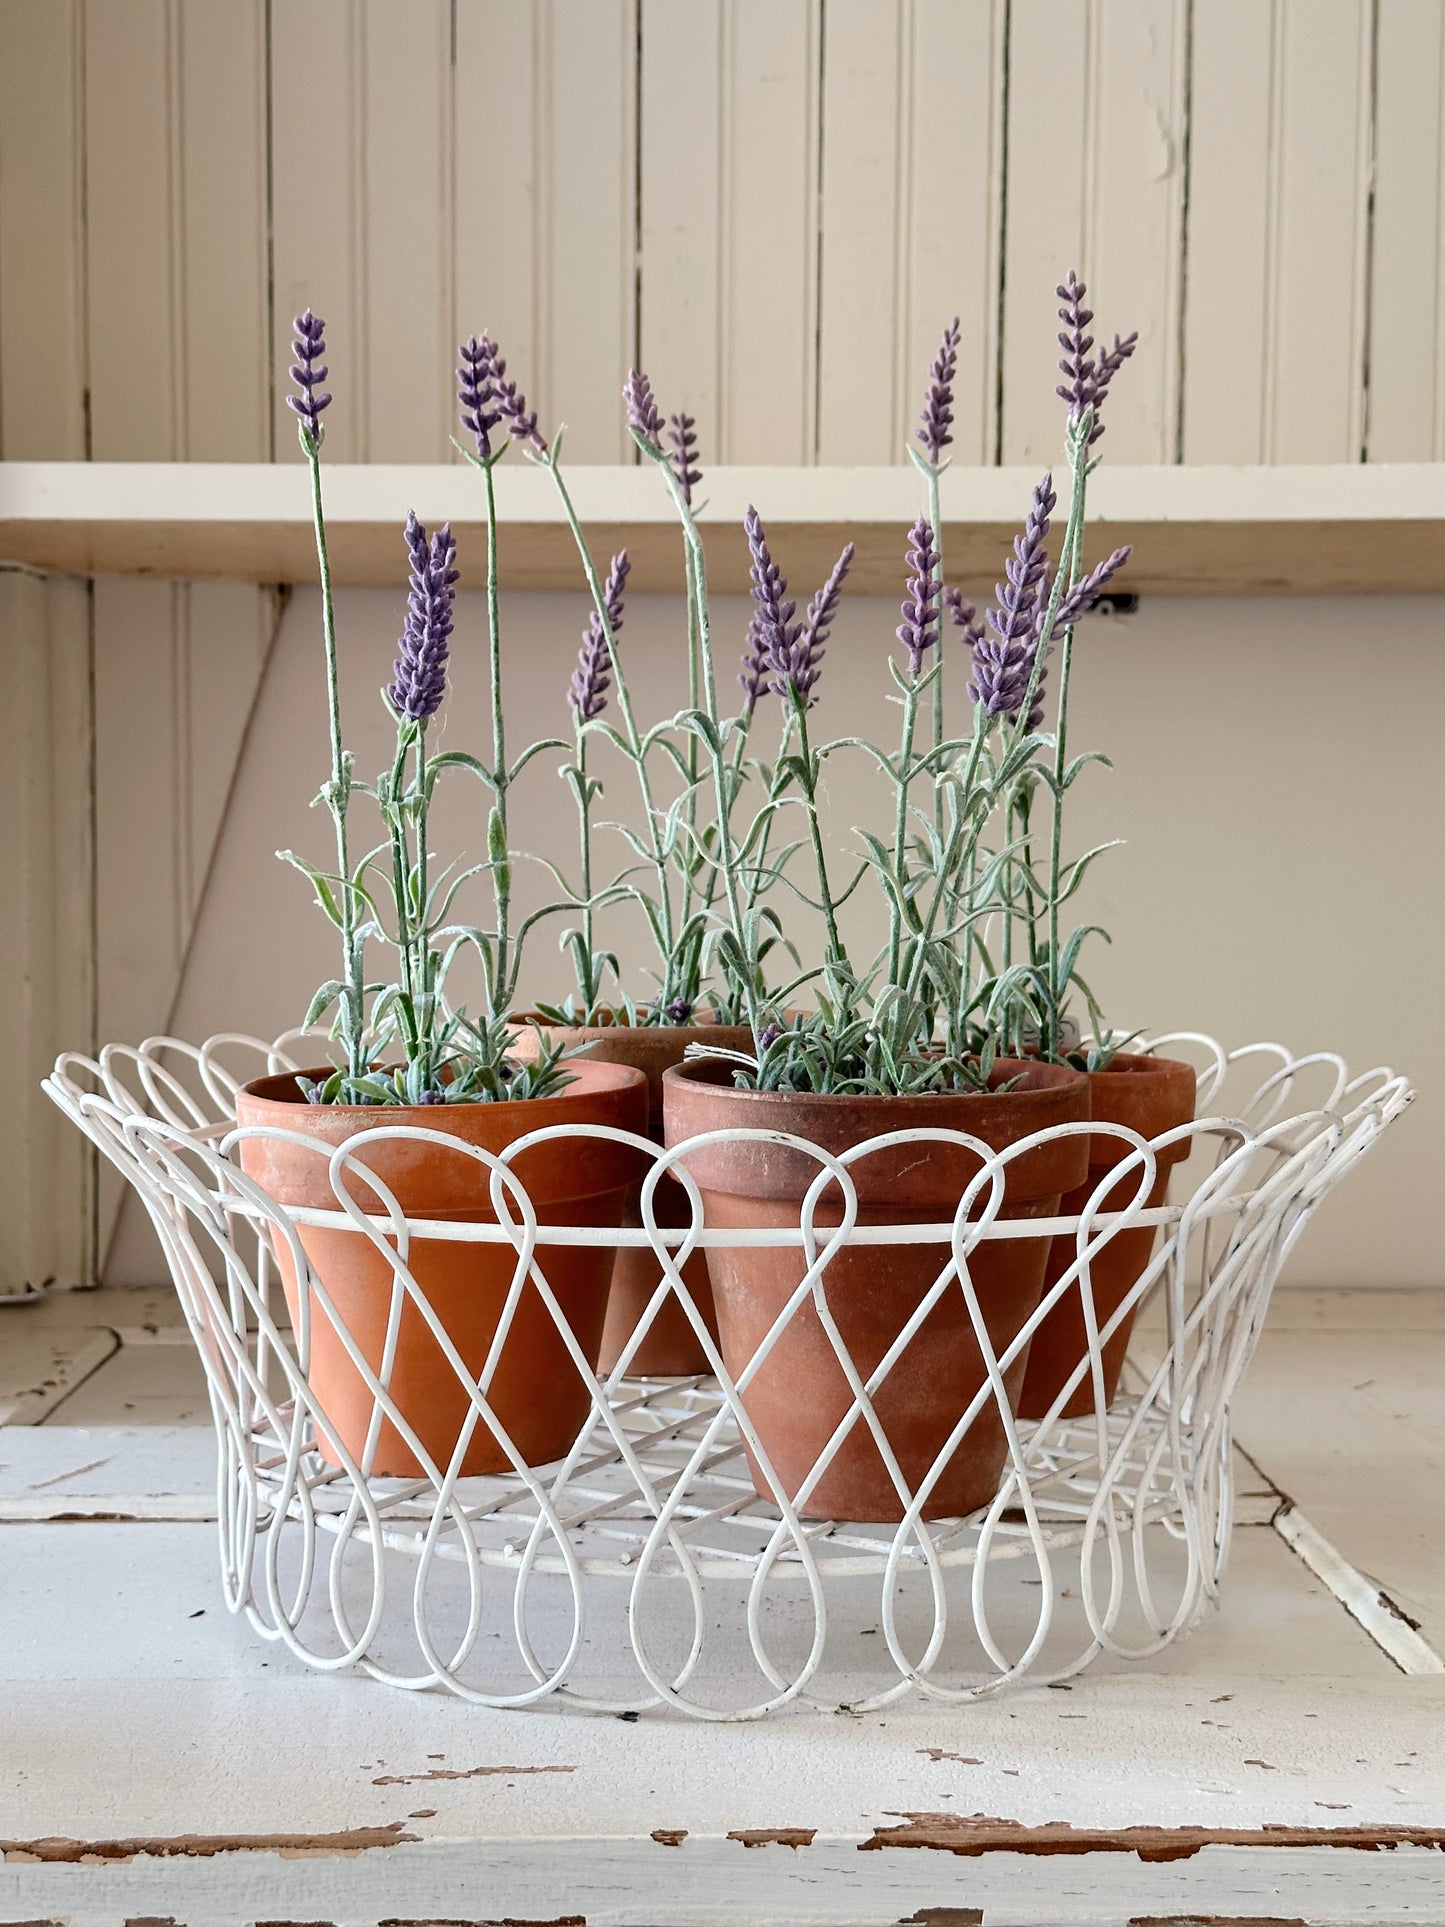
<box><xmin>236</xmin><ymin>1057</ymin><xmax>646</xmax><ymax>1117</ymax></box>
<box><xmin>511</xmin><ymin>1008</ymin><xmax>752</xmax><ymax>1035</ymax></box>
<box><xmin>662</xmin><ymin>1053</ymin><xmax>1088</xmax><ymax>1107</ymax></box>
<box><xmin>1079</xmin><ymin>1050</ymin><xmax>1197</xmax><ymax>1081</ymax></box>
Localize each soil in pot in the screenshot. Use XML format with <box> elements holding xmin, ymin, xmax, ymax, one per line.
<box><xmin>512</xmin><ymin>1013</ymin><xmax>753</xmax><ymax>1375</ymax></box>
<box><xmin>662</xmin><ymin>1057</ymin><xmax>1090</xmax><ymax>1523</ymax></box>
<box><xmin>234</xmin><ymin>1060</ymin><xmax>648</xmax><ymax>1478</ymax></box>
<box><xmin>1017</xmin><ymin>1053</ymin><xmax>1196</xmax><ymax>1421</ymax></box>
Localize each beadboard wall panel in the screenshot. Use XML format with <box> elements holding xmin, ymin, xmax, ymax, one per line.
<box><xmin>1183</xmin><ymin>0</ymin><xmax>1375</xmax><ymax>464</ymax></box>
<box><xmin>3</xmin><ymin>0</ymin><xmax>1432</xmax><ymax>471</ymax></box>
<box><xmin>639</xmin><ymin>0</ymin><xmax>726</xmax><ymax>459</ymax></box>
<box><xmin>453</xmin><ymin>2</ymin><xmax>539</xmax><ymax>449</ymax></box>
<box><xmin>1368</xmin><ymin>0</ymin><xmax>1445</xmax><ymax>462</ymax></box>
<box><xmin>0</xmin><ymin>569</ymin><xmax>94</xmax><ymax>1293</ymax></box>
<box><xmin>1000</xmin><ymin>0</ymin><xmax>1189</xmax><ymax>466</ymax></box>
<box><xmin>270</xmin><ymin>0</ymin><xmax>367</xmax><ymax>465</ymax></box>
<box><xmin>900</xmin><ymin>0</ymin><xmax>1007</xmax><ymax>469</ymax></box>
<box><xmin>714</xmin><ymin>0</ymin><xmax>821</xmax><ymax>463</ymax></box>
<box><xmin>0</xmin><ymin>0</ymin><xmax>88</xmax><ymax>461</ymax></box>
<box><xmin>539</xmin><ymin>0</ymin><xmax>640</xmax><ymax>462</ymax></box>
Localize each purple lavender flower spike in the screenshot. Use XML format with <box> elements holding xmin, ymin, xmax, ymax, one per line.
<box><xmin>738</xmin><ymin>608</ymin><xmax>772</xmax><ymax>716</ymax></box>
<box><xmin>744</xmin><ymin>504</ymin><xmax>797</xmax><ymax>661</ymax></box>
<box><xmin>664</xmin><ymin>997</ymin><xmax>694</xmax><ymax>1024</ymax></box>
<box><xmin>481</xmin><ymin>340</ymin><xmax>544</xmax><ymax>450</ymax></box>
<box><xmin>389</xmin><ymin>512</ymin><xmax>459</xmax><ymax>722</ymax></box>
<box><xmin>1050</xmin><ymin>543</ymin><xmax>1132</xmax><ymax>631</ymax></box>
<box><xmin>624</xmin><ymin>369</ymin><xmax>664</xmax><ymax>447</ymax></box>
<box><xmin>1055</xmin><ymin>272</ymin><xmax>1096</xmax><ymax>419</ymax></box>
<box><xmin>943</xmin><ymin>584</ymin><xmax>985</xmax><ymax>653</ymax></box>
<box><xmin>286</xmin><ymin>310</ymin><xmax>332</xmax><ymax>445</ymax></box>
<box><xmin>916</xmin><ymin>316</ymin><xmax>961</xmax><ymax>464</ymax></box>
<box><xmin>744</xmin><ymin>516</ymin><xmax>851</xmax><ymax>707</ymax></box>
<box><xmin>457</xmin><ymin>333</ymin><xmax>503</xmax><ymax>459</ymax></box>
<box><xmin>666</xmin><ymin>411</ymin><xmax>702</xmax><ymax>505</ymax></box>
<box><xmin>785</xmin><ymin>540</ymin><xmax>853</xmax><ymax>700</ymax></box>
<box><xmin>969</xmin><ymin>474</ymin><xmax>1055</xmax><ymax>720</ymax></box>
<box><xmin>1087</xmin><ymin>332</ymin><xmax>1138</xmax><ymax>444</ymax></box>
<box><xmin>568</xmin><ymin>549</ymin><xmax>630</xmax><ymax>722</ymax></box>
<box><xmin>1055</xmin><ymin>271</ymin><xmax>1138</xmax><ymax>447</ymax></box>
<box><xmin>896</xmin><ymin>518</ymin><xmax>941</xmax><ymax>676</ymax></box>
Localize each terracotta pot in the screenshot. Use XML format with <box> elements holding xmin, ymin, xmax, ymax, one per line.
<box><xmin>234</xmin><ymin>1061</ymin><xmax>648</xmax><ymax>1477</ymax></box>
<box><xmin>1017</xmin><ymin>1053</ymin><xmax>1197</xmax><ymax>1421</ymax></box>
<box><xmin>512</xmin><ymin>1013</ymin><xmax>754</xmax><ymax>1375</ymax></box>
<box><xmin>661</xmin><ymin>1058</ymin><xmax>1091</xmax><ymax>1522</ymax></box>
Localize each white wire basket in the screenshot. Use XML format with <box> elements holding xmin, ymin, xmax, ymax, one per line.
<box><xmin>44</xmin><ymin>1032</ymin><xmax>1411</xmax><ymax>1718</ymax></box>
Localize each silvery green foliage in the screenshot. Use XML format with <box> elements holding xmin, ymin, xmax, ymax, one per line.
<box><xmin>286</xmin><ymin>274</ymin><xmax>1140</xmax><ymax>1106</ymax></box>
<box><xmin>285</xmin><ymin>322</ymin><xmax>576</xmax><ymax>1105</ymax></box>
<box><xmin>618</xmin><ymin>270</ymin><xmax>1139</xmax><ymax>1095</ymax></box>
<box><xmin>281</xmin><ymin>310</ymin><xmax>371</xmax><ymax>1101</ymax></box>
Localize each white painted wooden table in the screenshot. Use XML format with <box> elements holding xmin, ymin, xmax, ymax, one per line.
<box><xmin>2</xmin><ymin>1287</ymin><xmax>1442</xmax><ymax>1926</ymax></box>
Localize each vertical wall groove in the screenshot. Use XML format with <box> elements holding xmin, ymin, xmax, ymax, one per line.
<box><xmin>1354</xmin><ymin>0</ymin><xmax>1379</xmax><ymax>462</ymax></box>
<box><xmin>810</xmin><ymin>0</ymin><xmax>827</xmax><ymax>462</ymax></box>
<box><xmin>991</xmin><ymin>0</ymin><xmax>1011</xmax><ymax>467</ymax></box>
<box><xmin>1172</xmin><ymin>0</ymin><xmax>1195</xmax><ymax>465</ymax></box>
<box><xmin>1261</xmin><ymin>0</ymin><xmax>1285</xmax><ymax>462</ymax></box>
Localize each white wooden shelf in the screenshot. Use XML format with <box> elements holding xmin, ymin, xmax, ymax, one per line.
<box><xmin>2</xmin><ymin>461</ymin><xmax>1443</xmax><ymax>595</ymax></box>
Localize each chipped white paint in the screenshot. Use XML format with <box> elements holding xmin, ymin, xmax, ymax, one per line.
<box><xmin>3</xmin><ymin>1288</ymin><xmax>1443</xmax><ymax>1920</ymax></box>
<box><xmin>1274</xmin><ymin>1503</ymin><xmax>1445</xmax><ymax>1679</ymax></box>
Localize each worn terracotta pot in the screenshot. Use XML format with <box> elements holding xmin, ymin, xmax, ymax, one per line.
<box><xmin>234</xmin><ymin>1061</ymin><xmax>648</xmax><ymax>1477</ymax></box>
<box><xmin>512</xmin><ymin>1013</ymin><xmax>753</xmax><ymax>1375</ymax></box>
<box><xmin>1017</xmin><ymin>1053</ymin><xmax>1197</xmax><ymax>1421</ymax></box>
<box><xmin>662</xmin><ymin>1058</ymin><xmax>1091</xmax><ymax>1522</ymax></box>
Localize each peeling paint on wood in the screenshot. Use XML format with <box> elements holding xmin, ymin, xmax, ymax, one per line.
<box><xmin>860</xmin><ymin>1813</ymin><xmax>1445</xmax><ymax>1860</ymax></box>
<box><xmin>1</xmin><ymin>1823</ymin><xmax>417</xmax><ymax>1862</ymax></box>
<box><xmin>650</xmin><ymin>1829</ymin><xmax>687</xmax><ymax>1846</ymax></box>
<box><xmin>896</xmin><ymin>1910</ymin><xmax>985</xmax><ymax>1926</ymax></box>
<box><xmin>727</xmin><ymin>1827</ymin><xmax>817</xmax><ymax>1849</ymax></box>
<box><xmin>372</xmin><ymin>1766</ymin><xmax>576</xmax><ymax>1787</ymax></box>
<box><xmin>0</xmin><ymin>1330</ymin><xmax>119</xmax><ymax>1424</ymax></box>
<box><xmin>375</xmin><ymin>1918</ymin><xmax>585</xmax><ymax>1926</ymax></box>
<box><xmin>1128</xmin><ymin>1916</ymin><xmax>1312</xmax><ymax>1926</ymax></box>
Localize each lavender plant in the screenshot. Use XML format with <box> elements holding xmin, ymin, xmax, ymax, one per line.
<box><xmin>285</xmin><ymin>315</ymin><xmax>569</xmax><ymax>1104</ymax></box>
<box><xmin>620</xmin><ymin>276</ymin><xmax>1139</xmax><ymax>1096</ymax></box>
<box><xmin>910</xmin><ymin>316</ymin><xmax>961</xmax><ymax>837</ymax></box>
<box><xmin>623</xmin><ymin>368</ymin><xmax>1020</xmax><ymax>1093</ymax></box>
<box><xmin>536</xmin><ymin>546</ymin><xmax>634</xmax><ymax>1021</ymax></box>
<box><xmin>457</xmin><ymin>352</ymin><xmax>715</xmax><ymax>1025</ymax></box>
<box><xmin>978</xmin><ymin>272</ymin><xmax>1136</xmax><ymax>1064</ymax></box>
<box><xmin>277</xmin><ymin>311</ymin><xmax>373</xmax><ymax>1102</ymax></box>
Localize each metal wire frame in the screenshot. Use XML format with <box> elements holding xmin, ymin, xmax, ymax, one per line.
<box><xmin>44</xmin><ymin>1033</ymin><xmax>1411</xmax><ymax>1718</ymax></box>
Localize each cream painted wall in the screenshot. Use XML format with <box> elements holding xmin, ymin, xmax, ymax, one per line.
<box><xmin>107</xmin><ymin>579</ymin><xmax>1442</xmax><ymax>1289</ymax></box>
